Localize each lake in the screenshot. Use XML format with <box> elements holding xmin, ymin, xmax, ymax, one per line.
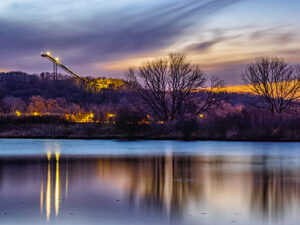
<box><xmin>0</xmin><ymin>139</ymin><xmax>300</xmax><ymax>225</ymax></box>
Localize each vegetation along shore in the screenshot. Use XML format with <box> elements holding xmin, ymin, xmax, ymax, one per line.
<box><xmin>1</xmin><ymin>54</ymin><xmax>300</xmax><ymax>141</ymax></box>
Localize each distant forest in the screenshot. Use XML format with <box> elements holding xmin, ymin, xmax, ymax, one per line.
<box><xmin>0</xmin><ymin>71</ymin><xmax>255</xmax><ymax>119</ymax></box>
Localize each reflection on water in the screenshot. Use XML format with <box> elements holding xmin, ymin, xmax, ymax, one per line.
<box><xmin>40</xmin><ymin>152</ymin><xmax>63</xmax><ymax>221</ymax></box>
<box><xmin>0</xmin><ymin>144</ymin><xmax>300</xmax><ymax>224</ymax></box>
<box><xmin>55</xmin><ymin>152</ymin><xmax>60</xmax><ymax>216</ymax></box>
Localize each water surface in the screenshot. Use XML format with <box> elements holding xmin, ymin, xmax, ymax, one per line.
<box><xmin>0</xmin><ymin>139</ymin><xmax>300</xmax><ymax>225</ymax></box>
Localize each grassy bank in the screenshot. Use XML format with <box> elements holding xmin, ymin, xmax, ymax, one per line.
<box><xmin>1</xmin><ymin>111</ymin><xmax>300</xmax><ymax>141</ymax></box>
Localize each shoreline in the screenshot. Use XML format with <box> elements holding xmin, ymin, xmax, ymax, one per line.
<box><xmin>1</xmin><ymin>136</ymin><xmax>300</xmax><ymax>142</ymax></box>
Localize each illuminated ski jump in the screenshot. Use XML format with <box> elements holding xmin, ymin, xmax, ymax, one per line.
<box><xmin>41</xmin><ymin>52</ymin><xmax>85</xmax><ymax>81</ymax></box>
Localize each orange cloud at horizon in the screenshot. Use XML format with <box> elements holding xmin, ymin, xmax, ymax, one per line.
<box><xmin>97</xmin><ymin>24</ymin><xmax>300</xmax><ymax>83</ymax></box>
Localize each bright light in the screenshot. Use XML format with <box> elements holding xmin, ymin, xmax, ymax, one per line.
<box><xmin>55</xmin><ymin>57</ymin><xmax>60</xmax><ymax>62</ymax></box>
<box><xmin>31</xmin><ymin>112</ymin><xmax>41</xmax><ymax>116</ymax></box>
<box><xmin>15</xmin><ymin>110</ymin><xmax>22</xmax><ymax>117</ymax></box>
<box><xmin>47</xmin><ymin>152</ymin><xmax>51</xmax><ymax>161</ymax></box>
<box><xmin>65</xmin><ymin>112</ymin><xmax>95</xmax><ymax>123</ymax></box>
<box><xmin>46</xmin><ymin>161</ymin><xmax>51</xmax><ymax>221</ymax></box>
<box><xmin>55</xmin><ymin>152</ymin><xmax>60</xmax><ymax>216</ymax></box>
<box><xmin>47</xmin><ymin>52</ymin><xmax>51</xmax><ymax>56</ymax></box>
<box><xmin>40</xmin><ymin>181</ymin><xmax>44</xmax><ymax>214</ymax></box>
<box><xmin>55</xmin><ymin>152</ymin><xmax>60</xmax><ymax>161</ymax></box>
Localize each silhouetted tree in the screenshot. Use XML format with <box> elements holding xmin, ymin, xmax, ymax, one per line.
<box><xmin>242</xmin><ymin>57</ymin><xmax>300</xmax><ymax>113</ymax></box>
<box><xmin>195</xmin><ymin>77</ymin><xmax>225</xmax><ymax>115</ymax></box>
<box><xmin>126</xmin><ymin>53</ymin><xmax>224</xmax><ymax>121</ymax></box>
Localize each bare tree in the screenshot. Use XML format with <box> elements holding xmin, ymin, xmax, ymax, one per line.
<box><xmin>196</xmin><ymin>77</ymin><xmax>225</xmax><ymax>115</ymax></box>
<box><xmin>27</xmin><ymin>96</ymin><xmax>47</xmax><ymax>115</ymax></box>
<box><xmin>242</xmin><ymin>57</ymin><xmax>300</xmax><ymax>113</ymax></box>
<box><xmin>2</xmin><ymin>97</ymin><xmax>27</xmax><ymax>114</ymax></box>
<box><xmin>126</xmin><ymin>57</ymin><xmax>168</xmax><ymax>120</ymax></box>
<box><xmin>126</xmin><ymin>53</ymin><xmax>224</xmax><ymax>121</ymax></box>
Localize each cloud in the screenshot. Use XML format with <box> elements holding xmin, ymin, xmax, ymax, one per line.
<box><xmin>249</xmin><ymin>26</ymin><xmax>297</xmax><ymax>45</ymax></box>
<box><xmin>185</xmin><ymin>37</ymin><xmax>227</xmax><ymax>52</ymax></box>
<box><xmin>4</xmin><ymin>0</ymin><xmax>300</xmax><ymax>85</ymax></box>
<box><xmin>0</xmin><ymin>0</ymin><xmax>242</xmax><ymax>75</ymax></box>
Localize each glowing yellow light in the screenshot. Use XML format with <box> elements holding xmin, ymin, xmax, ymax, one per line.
<box><xmin>40</xmin><ymin>181</ymin><xmax>44</xmax><ymax>214</ymax></box>
<box><xmin>90</xmin><ymin>78</ymin><xmax>125</xmax><ymax>91</ymax></box>
<box><xmin>107</xmin><ymin>113</ymin><xmax>116</xmax><ymax>118</ymax></box>
<box><xmin>65</xmin><ymin>163</ymin><xmax>69</xmax><ymax>198</ymax></box>
<box><xmin>46</xmin><ymin>161</ymin><xmax>51</xmax><ymax>221</ymax></box>
<box><xmin>31</xmin><ymin>112</ymin><xmax>41</xmax><ymax>116</ymax></box>
<box><xmin>55</xmin><ymin>57</ymin><xmax>60</xmax><ymax>62</ymax></box>
<box><xmin>47</xmin><ymin>52</ymin><xmax>51</xmax><ymax>56</ymax></box>
<box><xmin>199</xmin><ymin>114</ymin><xmax>204</xmax><ymax>118</ymax></box>
<box><xmin>55</xmin><ymin>152</ymin><xmax>60</xmax><ymax>161</ymax></box>
<box><xmin>139</xmin><ymin>118</ymin><xmax>150</xmax><ymax>125</ymax></box>
<box><xmin>65</xmin><ymin>112</ymin><xmax>95</xmax><ymax>123</ymax></box>
<box><xmin>47</xmin><ymin>152</ymin><xmax>51</xmax><ymax>161</ymax></box>
<box><xmin>139</xmin><ymin>114</ymin><xmax>151</xmax><ymax>124</ymax></box>
<box><xmin>15</xmin><ymin>110</ymin><xmax>22</xmax><ymax>117</ymax></box>
<box><xmin>106</xmin><ymin>113</ymin><xmax>116</xmax><ymax>124</ymax></box>
<box><xmin>55</xmin><ymin>152</ymin><xmax>60</xmax><ymax>216</ymax></box>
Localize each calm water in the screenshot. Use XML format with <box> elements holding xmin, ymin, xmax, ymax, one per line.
<box><xmin>0</xmin><ymin>139</ymin><xmax>300</xmax><ymax>225</ymax></box>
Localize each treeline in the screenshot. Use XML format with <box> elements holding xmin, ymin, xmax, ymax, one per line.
<box><xmin>0</xmin><ymin>70</ymin><xmax>254</xmax><ymax>121</ymax></box>
<box><xmin>0</xmin><ymin>54</ymin><xmax>300</xmax><ymax>140</ymax></box>
<box><xmin>0</xmin><ymin>71</ymin><xmax>126</xmax><ymax>104</ymax></box>
<box><xmin>0</xmin><ymin>71</ymin><xmax>129</xmax><ymax>117</ymax></box>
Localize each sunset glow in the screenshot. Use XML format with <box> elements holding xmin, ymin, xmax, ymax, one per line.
<box><xmin>1</xmin><ymin>1</ymin><xmax>300</xmax><ymax>225</ymax></box>
<box><xmin>1</xmin><ymin>0</ymin><xmax>300</xmax><ymax>84</ymax></box>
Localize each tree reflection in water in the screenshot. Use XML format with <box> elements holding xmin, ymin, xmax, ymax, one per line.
<box><xmin>95</xmin><ymin>154</ymin><xmax>300</xmax><ymax>221</ymax></box>
<box><xmin>0</xmin><ymin>153</ymin><xmax>299</xmax><ymax>224</ymax></box>
<box><xmin>250</xmin><ymin>155</ymin><xmax>300</xmax><ymax>221</ymax></box>
<box><xmin>96</xmin><ymin>155</ymin><xmax>205</xmax><ymax>217</ymax></box>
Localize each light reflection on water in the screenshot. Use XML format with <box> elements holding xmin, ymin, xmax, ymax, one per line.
<box><xmin>0</xmin><ymin>141</ymin><xmax>299</xmax><ymax>224</ymax></box>
<box><xmin>40</xmin><ymin>152</ymin><xmax>61</xmax><ymax>221</ymax></box>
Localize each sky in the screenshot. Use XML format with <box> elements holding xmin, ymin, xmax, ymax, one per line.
<box><xmin>1</xmin><ymin>0</ymin><xmax>300</xmax><ymax>84</ymax></box>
